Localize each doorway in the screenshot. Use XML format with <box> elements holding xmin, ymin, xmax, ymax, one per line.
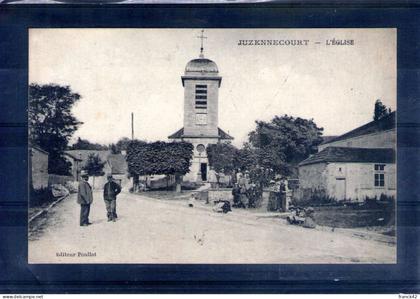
<box><xmin>335</xmin><ymin>178</ymin><xmax>346</xmax><ymax>200</ymax></box>
<box><xmin>200</xmin><ymin>163</ymin><xmax>207</xmax><ymax>181</ymax></box>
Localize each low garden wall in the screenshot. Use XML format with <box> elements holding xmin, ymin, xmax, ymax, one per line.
<box><xmin>208</xmin><ymin>188</ymin><xmax>271</xmax><ymax>210</ymax></box>
<box><xmin>48</xmin><ymin>174</ymin><xmax>74</xmax><ymax>186</ymax></box>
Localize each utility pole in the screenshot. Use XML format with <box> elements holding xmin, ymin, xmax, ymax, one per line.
<box><xmin>131</xmin><ymin>112</ymin><xmax>134</xmax><ymax>140</ymax></box>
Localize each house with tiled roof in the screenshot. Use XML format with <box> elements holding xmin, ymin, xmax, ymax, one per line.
<box><xmin>298</xmin><ymin>112</ymin><xmax>396</xmax><ymax>201</ymax></box>
<box><xmin>64</xmin><ymin>150</ymin><xmax>130</xmax><ymax>189</ymax></box>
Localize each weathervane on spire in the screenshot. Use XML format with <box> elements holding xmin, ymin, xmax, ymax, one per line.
<box><xmin>197</xmin><ymin>29</ymin><xmax>207</xmax><ymax>58</ymax></box>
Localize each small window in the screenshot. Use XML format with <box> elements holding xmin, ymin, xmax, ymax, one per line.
<box><xmin>374</xmin><ymin>164</ymin><xmax>386</xmax><ymax>187</ymax></box>
<box><xmin>374</xmin><ymin>164</ymin><xmax>385</xmax><ymax>171</ymax></box>
<box><xmin>374</xmin><ymin>173</ymin><xmax>385</xmax><ymax>187</ymax></box>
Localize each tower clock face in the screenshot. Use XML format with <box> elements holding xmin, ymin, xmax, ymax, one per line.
<box><xmin>196</xmin><ymin>113</ymin><xmax>207</xmax><ymax>125</ymax></box>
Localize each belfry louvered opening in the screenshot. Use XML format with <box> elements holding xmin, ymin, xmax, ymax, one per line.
<box><xmin>195</xmin><ymin>84</ymin><xmax>207</xmax><ymax>110</ymax></box>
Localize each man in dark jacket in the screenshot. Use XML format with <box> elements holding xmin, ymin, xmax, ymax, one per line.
<box><xmin>78</xmin><ymin>171</ymin><xmax>93</xmax><ymax>226</ymax></box>
<box><xmin>103</xmin><ymin>174</ymin><xmax>122</xmax><ymax>222</ymax></box>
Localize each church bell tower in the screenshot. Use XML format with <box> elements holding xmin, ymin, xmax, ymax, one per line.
<box><xmin>181</xmin><ymin>31</ymin><xmax>222</xmax><ymax>138</ymax></box>
<box><xmin>168</xmin><ymin>30</ymin><xmax>233</xmax><ymax>182</ymax></box>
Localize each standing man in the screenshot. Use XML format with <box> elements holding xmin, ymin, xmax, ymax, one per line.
<box><xmin>78</xmin><ymin>171</ymin><xmax>93</xmax><ymax>227</ymax></box>
<box><xmin>103</xmin><ymin>174</ymin><xmax>121</xmax><ymax>222</ymax></box>
<box><xmin>278</xmin><ymin>177</ymin><xmax>289</xmax><ymax>212</ymax></box>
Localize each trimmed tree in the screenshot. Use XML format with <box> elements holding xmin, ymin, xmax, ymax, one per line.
<box><xmin>83</xmin><ymin>153</ymin><xmax>106</xmax><ymax>189</ymax></box>
<box><xmin>71</xmin><ymin>137</ymin><xmax>108</xmax><ymax>150</ymax></box>
<box><xmin>126</xmin><ymin>141</ymin><xmax>193</xmax><ymax>193</ymax></box>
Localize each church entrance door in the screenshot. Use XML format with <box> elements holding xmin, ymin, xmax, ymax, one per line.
<box><xmin>200</xmin><ymin>163</ymin><xmax>207</xmax><ymax>181</ymax></box>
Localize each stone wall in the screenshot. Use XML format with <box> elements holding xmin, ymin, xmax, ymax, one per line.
<box><xmin>48</xmin><ymin>174</ymin><xmax>74</xmax><ymax>186</ymax></box>
<box><xmin>209</xmin><ymin>189</ymin><xmax>233</xmax><ymax>202</ymax></box>
<box><xmin>208</xmin><ymin>188</ymin><xmax>270</xmax><ymax>210</ymax></box>
<box><xmin>299</xmin><ymin>163</ymin><xmax>328</xmax><ymax>195</ymax></box>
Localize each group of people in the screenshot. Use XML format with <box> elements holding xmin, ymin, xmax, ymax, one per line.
<box><xmin>207</xmin><ymin>168</ymin><xmax>232</xmax><ymax>189</ymax></box>
<box><xmin>231</xmin><ymin>170</ymin><xmax>262</xmax><ymax>209</ymax></box>
<box><xmin>230</xmin><ymin>169</ymin><xmax>290</xmax><ymax>211</ymax></box>
<box><xmin>267</xmin><ymin>177</ymin><xmax>290</xmax><ymax>212</ymax></box>
<box><xmin>77</xmin><ymin>171</ymin><xmax>122</xmax><ymax>226</ymax></box>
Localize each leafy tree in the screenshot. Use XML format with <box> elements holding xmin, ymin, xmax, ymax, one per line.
<box><xmin>83</xmin><ymin>153</ymin><xmax>106</xmax><ymax>188</ymax></box>
<box><xmin>29</xmin><ymin>83</ymin><xmax>82</xmax><ymax>175</ymax></box>
<box><xmin>127</xmin><ymin>141</ymin><xmax>193</xmax><ymax>192</ymax></box>
<box><xmin>116</xmin><ymin>137</ymin><xmax>132</xmax><ymax>152</ymax></box>
<box><xmin>109</xmin><ymin>137</ymin><xmax>132</xmax><ymax>154</ymax></box>
<box><xmin>206</xmin><ymin>142</ymin><xmax>238</xmax><ymax>174</ymax></box>
<box><xmin>110</xmin><ymin>144</ymin><xmax>119</xmax><ymax>154</ymax></box>
<box><xmin>70</xmin><ymin>137</ymin><xmax>108</xmax><ymax>150</ymax></box>
<box><xmin>248</xmin><ymin>115</ymin><xmax>323</xmax><ymax>176</ymax></box>
<box><xmin>373</xmin><ymin>99</ymin><xmax>392</xmax><ymax>121</ymax></box>
<box><xmin>234</xmin><ymin>142</ymin><xmax>257</xmax><ymax>172</ymax></box>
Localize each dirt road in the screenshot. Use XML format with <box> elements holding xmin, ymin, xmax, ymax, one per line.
<box><xmin>29</xmin><ymin>191</ymin><xmax>396</xmax><ymax>264</ymax></box>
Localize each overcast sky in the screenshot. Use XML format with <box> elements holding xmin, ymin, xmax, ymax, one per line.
<box><xmin>29</xmin><ymin>28</ymin><xmax>396</xmax><ymax>147</ymax></box>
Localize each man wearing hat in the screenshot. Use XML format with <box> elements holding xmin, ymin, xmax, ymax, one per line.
<box><xmin>278</xmin><ymin>177</ymin><xmax>289</xmax><ymax>212</ymax></box>
<box><xmin>103</xmin><ymin>174</ymin><xmax>121</xmax><ymax>222</ymax></box>
<box><xmin>77</xmin><ymin>171</ymin><xmax>93</xmax><ymax>226</ymax></box>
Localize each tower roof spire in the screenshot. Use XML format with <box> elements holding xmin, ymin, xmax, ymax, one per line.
<box><xmin>196</xmin><ymin>29</ymin><xmax>207</xmax><ymax>58</ymax></box>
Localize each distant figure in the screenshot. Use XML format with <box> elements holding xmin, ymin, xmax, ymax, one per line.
<box><xmin>77</xmin><ymin>171</ymin><xmax>93</xmax><ymax>227</ymax></box>
<box><xmin>278</xmin><ymin>177</ymin><xmax>289</xmax><ymax>212</ymax></box>
<box><xmin>103</xmin><ymin>174</ymin><xmax>122</xmax><ymax>222</ymax></box>
<box><xmin>246</xmin><ymin>183</ymin><xmax>258</xmax><ymax>208</ymax></box>
<box><xmin>267</xmin><ymin>180</ymin><xmax>279</xmax><ymax>212</ymax></box>
<box><xmin>232</xmin><ymin>183</ymin><xmax>244</xmax><ymax>208</ymax></box>
<box><xmin>188</xmin><ymin>193</ymin><xmax>197</xmax><ymax>207</ymax></box>
<box><xmin>243</xmin><ymin>171</ymin><xmax>251</xmax><ymax>190</ymax></box>
<box><xmin>235</xmin><ymin>169</ymin><xmax>242</xmax><ymax>184</ymax></box>
<box><xmin>208</xmin><ymin>168</ymin><xmax>218</xmax><ymax>189</ymax></box>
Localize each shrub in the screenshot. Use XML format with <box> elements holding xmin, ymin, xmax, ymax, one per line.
<box><xmin>29</xmin><ymin>187</ymin><xmax>54</xmax><ymax>207</ymax></box>
<box><xmin>292</xmin><ymin>188</ymin><xmax>337</xmax><ymax>207</ymax></box>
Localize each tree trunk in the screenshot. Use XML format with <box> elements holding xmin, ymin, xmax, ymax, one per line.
<box><xmin>175</xmin><ymin>173</ymin><xmax>181</xmax><ymax>193</ymax></box>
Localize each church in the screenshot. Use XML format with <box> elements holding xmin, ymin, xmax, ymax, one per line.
<box><xmin>168</xmin><ymin>31</ymin><xmax>233</xmax><ymax>182</ymax></box>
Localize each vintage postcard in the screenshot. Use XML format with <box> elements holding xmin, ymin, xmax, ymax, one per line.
<box><xmin>28</xmin><ymin>28</ymin><xmax>396</xmax><ymax>264</ymax></box>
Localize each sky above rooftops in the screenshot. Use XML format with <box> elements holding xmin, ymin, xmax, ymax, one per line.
<box><xmin>29</xmin><ymin>29</ymin><xmax>396</xmax><ymax>147</ymax></box>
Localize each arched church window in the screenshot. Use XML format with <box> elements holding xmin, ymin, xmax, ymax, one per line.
<box><xmin>196</xmin><ymin>144</ymin><xmax>206</xmax><ymax>153</ymax></box>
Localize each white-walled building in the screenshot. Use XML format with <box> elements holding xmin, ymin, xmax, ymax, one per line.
<box><xmin>298</xmin><ymin>112</ymin><xmax>396</xmax><ymax>201</ymax></box>
<box><xmin>168</xmin><ymin>43</ymin><xmax>233</xmax><ymax>182</ymax></box>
